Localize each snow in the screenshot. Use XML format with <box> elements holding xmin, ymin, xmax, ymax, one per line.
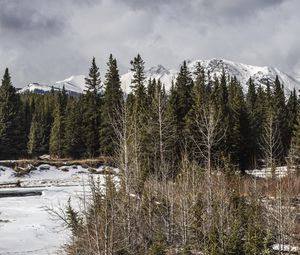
<box><xmin>272</xmin><ymin>243</ymin><xmax>299</xmax><ymax>253</ymax></box>
<box><xmin>19</xmin><ymin>59</ymin><xmax>300</xmax><ymax>95</ymax></box>
<box><xmin>245</xmin><ymin>166</ymin><xmax>294</xmax><ymax>178</ymax></box>
<box><xmin>18</xmin><ymin>75</ymin><xmax>86</xmax><ymax>95</ymax></box>
<box><xmin>120</xmin><ymin>58</ymin><xmax>300</xmax><ymax>94</ymax></box>
<box><xmin>0</xmin><ymin>164</ymin><xmax>118</xmax><ymax>254</ymax></box>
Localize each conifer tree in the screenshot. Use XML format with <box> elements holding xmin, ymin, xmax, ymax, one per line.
<box><xmin>289</xmin><ymin>110</ymin><xmax>300</xmax><ymax>170</ymax></box>
<box><xmin>83</xmin><ymin>58</ymin><xmax>101</xmax><ymax>157</ymax></box>
<box><xmin>286</xmin><ymin>89</ymin><xmax>298</xmax><ymax>150</ymax></box>
<box><xmin>213</xmin><ymin>70</ymin><xmax>229</xmax><ymax>159</ymax></box>
<box><xmin>64</xmin><ymin>98</ymin><xmax>84</xmax><ymax>158</ymax></box>
<box><xmin>185</xmin><ymin>62</ymin><xmax>207</xmax><ymax>160</ymax></box>
<box><xmin>129</xmin><ymin>54</ymin><xmax>148</xmax><ymax>119</ymax></box>
<box><xmin>49</xmin><ymin>95</ymin><xmax>65</xmax><ymax>158</ymax></box>
<box><xmin>228</xmin><ymin>77</ymin><xmax>249</xmax><ymax>171</ymax></box>
<box><xmin>129</xmin><ymin>54</ymin><xmax>149</xmax><ymax>182</ymax></box>
<box><xmin>100</xmin><ymin>54</ymin><xmax>123</xmax><ymax>156</ymax></box>
<box><xmin>28</xmin><ymin>113</ymin><xmax>44</xmax><ymax>156</ymax></box>
<box><xmin>246</xmin><ymin>78</ymin><xmax>259</xmax><ymax>167</ymax></box>
<box><xmin>85</xmin><ymin>57</ymin><xmax>102</xmax><ymax>94</ymax></box>
<box><xmin>0</xmin><ymin>68</ymin><xmax>24</xmax><ymax>159</ymax></box>
<box><xmin>175</xmin><ymin>61</ymin><xmax>193</xmax><ymax>134</ymax></box>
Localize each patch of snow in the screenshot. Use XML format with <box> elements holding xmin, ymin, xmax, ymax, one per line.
<box><xmin>246</xmin><ymin>166</ymin><xmax>291</xmax><ymax>178</ymax></box>
<box><xmin>0</xmin><ymin>164</ymin><xmax>118</xmax><ymax>254</ymax></box>
<box><xmin>272</xmin><ymin>243</ymin><xmax>298</xmax><ymax>253</ymax></box>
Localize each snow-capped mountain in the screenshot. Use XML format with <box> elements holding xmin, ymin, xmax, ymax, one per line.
<box><xmin>121</xmin><ymin>59</ymin><xmax>300</xmax><ymax>94</ymax></box>
<box><xmin>18</xmin><ymin>59</ymin><xmax>300</xmax><ymax>95</ymax></box>
<box><xmin>18</xmin><ymin>75</ymin><xmax>86</xmax><ymax>95</ymax></box>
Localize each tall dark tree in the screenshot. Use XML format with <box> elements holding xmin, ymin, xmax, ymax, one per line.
<box><xmin>82</xmin><ymin>58</ymin><xmax>102</xmax><ymax>157</ymax></box>
<box><xmin>129</xmin><ymin>54</ymin><xmax>148</xmax><ymax>116</ymax></box>
<box><xmin>245</xmin><ymin>78</ymin><xmax>259</xmax><ymax>167</ymax></box>
<box><xmin>49</xmin><ymin>93</ymin><xmax>65</xmax><ymax>158</ymax></box>
<box><xmin>227</xmin><ymin>77</ymin><xmax>249</xmax><ymax>172</ymax></box>
<box><xmin>272</xmin><ymin>76</ymin><xmax>288</xmax><ymax>160</ymax></box>
<box><xmin>286</xmin><ymin>89</ymin><xmax>298</xmax><ymax>149</ymax></box>
<box><xmin>100</xmin><ymin>54</ymin><xmax>123</xmax><ymax>156</ymax></box>
<box><xmin>64</xmin><ymin>98</ymin><xmax>84</xmax><ymax>158</ymax></box>
<box><xmin>174</xmin><ymin>61</ymin><xmax>193</xmax><ymax>144</ymax></box>
<box><xmin>85</xmin><ymin>57</ymin><xmax>102</xmax><ymax>94</ymax></box>
<box><xmin>0</xmin><ymin>68</ymin><xmax>25</xmax><ymax>159</ymax></box>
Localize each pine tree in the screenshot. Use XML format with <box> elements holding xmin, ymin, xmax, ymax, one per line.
<box><xmin>0</xmin><ymin>68</ymin><xmax>25</xmax><ymax>159</ymax></box>
<box><xmin>49</xmin><ymin>96</ymin><xmax>65</xmax><ymax>158</ymax></box>
<box><xmin>185</xmin><ymin>62</ymin><xmax>207</xmax><ymax>160</ymax></box>
<box><xmin>289</xmin><ymin>109</ymin><xmax>300</xmax><ymax>170</ymax></box>
<box><xmin>272</xmin><ymin>76</ymin><xmax>288</xmax><ymax>161</ymax></box>
<box><xmin>228</xmin><ymin>77</ymin><xmax>249</xmax><ymax>171</ymax></box>
<box><xmin>129</xmin><ymin>54</ymin><xmax>148</xmax><ymax>121</ymax></box>
<box><xmin>286</xmin><ymin>89</ymin><xmax>298</xmax><ymax>150</ymax></box>
<box><xmin>245</xmin><ymin>78</ymin><xmax>259</xmax><ymax>167</ymax></box>
<box><xmin>130</xmin><ymin>54</ymin><xmax>146</xmax><ymax>94</ymax></box>
<box><xmin>99</xmin><ymin>54</ymin><xmax>123</xmax><ymax>156</ymax></box>
<box><xmin>175</xmin><ymin>61</ymin><xmax>193</xmax><ymax>134</ymax></box>
<box><xmin>83</xmin><ymin>58</ymin><xmax>101</xmax><ymax>157</ymax></box>
<box><xmin>213</xmin><ymin>70</ymin><xmax>229</xmax><ymax>160</ymax></box>
<box><xmin>28</xmin><ymin>113</ymin><xmax>44</xmax><ymax>156</ymax></box>
<box><xmin>85</xmin><ymin>57</ymin><xmax>102</xmax><ymax>94</ymax></box>
<box><xmin>64</xmin><ymin>98</ymin><xmax>84</xmax><ymax>158</ymax></box>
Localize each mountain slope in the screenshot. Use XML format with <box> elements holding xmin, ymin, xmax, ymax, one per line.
<box><xmin>18</xmin><ymin>75</ymin><xmax>86</xmax><ymax>95</ymax></box>
<box><xmin>121</xmin><ymin>59</ymin><xmax>300</xmax><ymax>94</ymax></box>
<box><xmin>18</xmin><ymin>59</ymin><xmax>300</xmax><ymax>95</ymax></box>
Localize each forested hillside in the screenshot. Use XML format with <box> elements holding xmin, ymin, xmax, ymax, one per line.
<box><xmin>1</xmin><ymin>54</ymin><xmax>300</xmax><ymax>173</ymax></box>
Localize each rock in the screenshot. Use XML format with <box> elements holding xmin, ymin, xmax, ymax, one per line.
<box><xmin>60</xmin><ymin>166</ymin><xmax>69</xmax><ymax>172</ymax></box>
<box><xmin>39</xmin><ymin>165</ymin><xmax>50</xmax><ymax>170</ymax></box>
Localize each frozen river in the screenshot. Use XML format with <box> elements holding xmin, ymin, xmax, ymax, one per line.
<box><xmin>0</xmin><ymin>164</ymin><xmax>113</xmax><ymax>254</ymax></box>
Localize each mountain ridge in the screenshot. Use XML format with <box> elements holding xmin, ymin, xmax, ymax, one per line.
<box><xmin>18</xmin><ymin>59</ymin><xmax>300</xmax><ymax>95</ymax></box>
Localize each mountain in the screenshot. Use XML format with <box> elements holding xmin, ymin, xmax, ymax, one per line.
<box><xmin>121</xmin><ymin>59</ymin><xmax>300</xmax><ymax>94</ymax></box>
<box><xmin>18</xmin><ymin>59</ymin><xmax>300</xmax><ymax>95</ymax></box>
<box><xmin>18</xmin><ymin>75</ymin><xmax>86</xmax><ymax>96</ymax></box>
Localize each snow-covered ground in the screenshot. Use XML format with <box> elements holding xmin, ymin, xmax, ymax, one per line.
<box><xmin>0</xmin><ymin>164</ymin><xmax>117</xmax><ymax>255</ymax></box>
<box><xmin>246</xmin><ymin>166</ymin><xmax>295</xmax><ymax>178</ymax></box>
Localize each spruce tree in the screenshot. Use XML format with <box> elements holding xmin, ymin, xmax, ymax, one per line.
<box><xmin>49</xmin><ymin>95</ymin><xmax>65</xmax><ymax>158</ymax></box>
<box><xmin>85</xmin><ymin>57</ymin><xmax>102</xmax><ymax>94</ymax></box>
<box><xmin>175</xmin><ymin>61</ymin><xmax>193</xmax><ymax>133</ymax></box>
<box><xmin>99</xmin><ymin>54</ymin><xmax>123</xmax><ymax>156</ymax></box>
<box><xmin>28</xmin><ymin>113</ymin><xmax>44</xmax><ymax>156</ymax></box>
<box><xmin>0</xmin><ymin>68</ymin><xmax>24</xmax><ymax>159</ymax></box>
<box><xmin>228</xmin><ymin>77</ymin><xmax>249</xmax><ymax>171</ymax></box>
<box><xmin>245</xmin><ymin>78</ymin><xmax>259</xmax><ymax>167</ymax></box>
<box><xmin>83</xmin><ymin>58</ymin><xmax>101</xmax><ymax>157</ymax></box>
<box><xmin>64</xmin><ymin>98</ymin><xmax>84</xmax><ymax>158</ymax></box>
<box><xmin>289</xmin><ymin>108</ymin><xmax>300</xmax><ymax>170</ymax></box>
<box><xmin>286</xmin><ymin>89</ymin><xmax>298</xmax><ymax>150</ymax></box>
<box><xmin>272</xmin><ymin>76</ymin><xmax>288</xmax><ymax>160</ymax></box>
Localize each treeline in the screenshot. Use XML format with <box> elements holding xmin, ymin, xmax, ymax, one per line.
<box><xmin>1</xmin><ymin>54</ymin><xmax>300</xmax><ymax>173</ymax></box>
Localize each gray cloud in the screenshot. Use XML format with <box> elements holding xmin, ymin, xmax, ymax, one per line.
<box><xmin>0</xmin><ymin>0</ymin><xmax>299</xmax><ymax>87</ymax></box>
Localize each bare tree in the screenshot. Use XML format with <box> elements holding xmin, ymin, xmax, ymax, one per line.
<box><xmin>193</xmin><ymin>103</ymin><xmax>225</xmax><ymax>174</ymax></box>
<box><xmin>261</xmin><ymin>113</ymin><xmax>281</xmax><ymax>177</ymax></box>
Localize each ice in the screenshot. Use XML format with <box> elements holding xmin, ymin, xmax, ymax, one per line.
<box><xmin>0</xmin><ymin>164</ymin><xmax>117</xmax><ymax>254</ymax></box>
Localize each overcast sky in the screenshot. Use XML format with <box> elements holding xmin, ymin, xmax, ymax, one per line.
<box><xmin>0</xmin><ymin>0</ymin><xmax>299</xmax><ymax>87</ymax></box>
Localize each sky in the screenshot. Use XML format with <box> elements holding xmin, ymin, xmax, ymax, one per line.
<box><xmin>0</xmin><ymin>0</ymin><xmax>299</xmax><ymax>87</ymax></box>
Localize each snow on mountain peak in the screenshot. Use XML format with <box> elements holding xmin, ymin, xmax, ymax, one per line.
<box><xmin>18</xmin><ymin>59</ymin><xmax>300</xmax><ymax>95</ymax></box>
<box><xmin>18</xmin><ymin>75</ymin><xmax>86</xmax><ymax>95</ymax></box>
